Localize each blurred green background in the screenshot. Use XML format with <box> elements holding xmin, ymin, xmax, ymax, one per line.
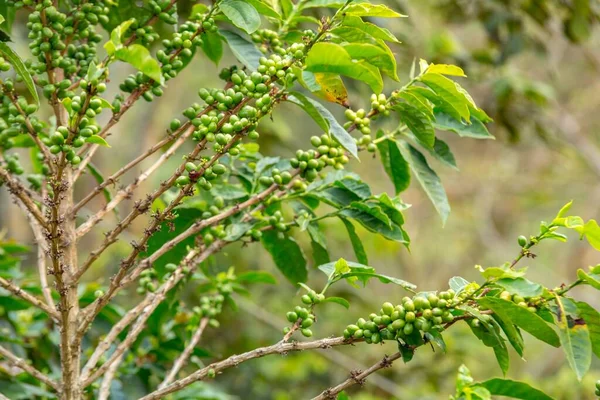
<box><xmin>1</xmin><ymin>0</ymin><xmax>600</xmax><ymax>398</ymax></box>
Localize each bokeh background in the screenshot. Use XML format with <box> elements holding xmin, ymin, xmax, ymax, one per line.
<box><xmin>1</xmin><ymin>0</ymin><xmax>600</xmax><ymax>398</ymax></box>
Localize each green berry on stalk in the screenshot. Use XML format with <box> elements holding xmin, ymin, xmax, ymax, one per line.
<box><xmin>518</xmin><ymin>235</ymin><xmax>528</xmax><ymax>247</ymax></box>
<box><xmin>301</xmin><ymin>318</ymin><xmax>313</xmax><ymax>328</ymax></box>
<box><xmin>286</xmin><ymin>312</ymin><xmax>298</xmax><ymax>322</ymax></box>
<box><xmin>381</xmin><ymin>302</ymin><xmax>394</xmax><ymax>316</ymax></box>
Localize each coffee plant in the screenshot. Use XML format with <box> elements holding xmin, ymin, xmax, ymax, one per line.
<box><xmin>0</xmin><ymin>0</ymin><xmax>599</xmax><ymax>399</ymax></box>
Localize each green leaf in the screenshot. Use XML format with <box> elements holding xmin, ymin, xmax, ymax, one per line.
<box><xmin>221</xmin><ymin>30</ymin><xmax>263</xmax><ymax>70</ymax></box>
<box><xmin>555</xmin><ymin>201</ymin><xmax>573</xmax><ymax>219</ymax></box>
<box><xmin>493</xmin><ymin>340</ymin><xmax>510</xmax><ymax>376</ymax></box>
<box><xmin>287</xmin><ymin>92</ymin><xmax>329</xmax><ymax>132</ymax></box>
<box><xmin>420</xmin><ymin>73</ymin><xmax>472</xmax><ymax>121</ymax></box>
<box><xmin>576</xmin><ymin>268</ymin><xmax>600</xmax><ymax>290</ymax></box>
<box><xmin>344</xmin><ymin>3</ymin><xmax>406</xmax><ymax>18</ymax></box>
<box><xmin>553</xmin><ymin>295</ymin><xmax>592</xmax><ymax>380</ymax></box>
<box><xmin>86</xmin><ymin>163</ymin><xmax>117</xmax><ymax>218</ymax></box>
<box><xmin>340</xmin><ymin>205</ymin><xmax>408</xmax><ymax>243</ymax></box>
<box><xmin>477</xmin><ymin>297</ymin><xmax>560</xmax><ymax>347</ymax></box>
<box><xmin>398</xmin><ymin>341</ymin><xmax>415</xmax><ymax>363</ymax></box>
<box><xmin>236</xmin><ymin>271</ymin><xmax>277</xmax><ymax>284</ymax></box>
<box><xmin>340</xmin><ymin>16</ymin><xmax>399</xmax><ymax>43</ymax></box>
<box><xmin>396</xmin><ymin>103</ymin><xmax>435</xmax><ymax>148</ymax></box>
<box><xmin>449</xmin><ymin>276</ymin><xmax>470</xmax><ymax>294</ymax></box>
<box><xmin>342</xmin><ymin>42</ymin><xmax>399</xmax><ymax>81</ymax></box>
<box><xmin>430</xmin><ymin>138</ymin><xmax>458</xmax><ymax>170</ymax></box>
<box><xmin>348</xmin><ymin>202</ymin><xmax>391</xmax><ymax>227</ymax></box>
<box><xmin>403</xmin><ymin>144</ymin><xmax>450</xmax><ymax>224</ymax></box>
<box><xmin>85</xmin><ymin>135</ymin><xmax>111</xmax><ymax>147</ymax></box>
<box><xmin>424</xmin><ymin>330</ymin><xmax>446</xmax><ymax>353</ymax></box>
<box><xmin>434</xmin><ymin>111</ymin><xmax>493</xmax><ymax>139</ymax></box>
<box><xmin>220</xmin><ymin>0</ymin><xmax>261</xmax><ymax>34</ymax></box>
<box><xmin>307</xmin><ymin>222</ymin><xmax>330</xmax><ymax>266</ymax></box>
<box><xmin>576</xmin><ymin>301</ymin><xmax>600</xmax><ymax>359</ymax></box>
<box><xmin>574</xmin><ymin>219</ymin><xmax>600</xmax><ymax>251</ymax></box>
<box><xmin>463</xmin><ymin>305</ymin><xmax>509</xmax><ymax>374</ymax></box>
<box><xmin>279</xmin><ymin>0</ymin><xmax>294</xmax><ymax>17</ymax></box>
<box><xmin>104</xmin><ymin>18</ymin><xmax>135</xmax><ymax>55</ymax></box>
<box><xmin>115</xmin><ymin>44</ymin><xmax>163</xmax><ymax>83</ymax></box>
<box><xmin>245</xmin><ymin>0</ymin><xmax>281</xmax><ymax>19</ymax></box>
<box><xmin>322</xmin><ymin>296</ymin><xmax>350</xmax><ymax>309</ymax></box>
<box><xmin>200</xmin><ymin>31</ymin><xmax>223</xmax><ymax>65</ymax></box>
<box><xmin>375</xmin><ymin>132</ymin><xmax>410</xmax><ymax>194</ymax></box>
<box><xmin>190</xmin><ymin>3</ymin><xmax>209</xmax><ymax>19</ymax></box>
<box><xmin>496</xmin><ymin>277</ymin><xmax>544</xmax><ymax>298</ymax></box>
<box><xmin>336</xmin><ymin>392</ymin><xmax>350</xmax><ymax>400</ymax></box>
<box><xmin>306</xmin><ymin>42</ymin><xmax>383</xmax><ymax>93</ymax></box>
<box><xmin>288</xmin><ymin>92</ymin><xmax>358</xmax><ymax>158</ymax></box>
<box><xmin>318</xmin><ymin>260</ymin><xmax>415</xmax><ymax>291</ymax></box>
<box><xmin>224</xmin><ymin>222</ymin><xmax>254</xmax><ymax>241</ymax></box>
<box><xmin>0</xmin><ymin>43</ymin><xmax>39</xmax><ymax>106</ymax></box>
<box><xmin>477</xmin><ymin>379</ymin><xmax>554</xmax><ymax>400</ymax></box>
<box><xmin>339</xmin><ymin>217</ymin><xmax>368</xmax><ymax>265</ymax></box>
<box><xmin>492</xmin><ymin>313</ymin><xmax>525</xmax><ymax>357</ymax></box>
<box><xmin>261</xmin><ymin>230</ymin><xmax>307</xmax><ymax>283</ymax></box>
<box><xmin>142</xmin><ymin>208</ymin><xmax>204</xmax><ymax>271</ymax></box>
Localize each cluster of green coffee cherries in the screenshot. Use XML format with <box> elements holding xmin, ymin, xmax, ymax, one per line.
<box><xmin>0</xmin><ymin>90</ymin><xmax>42</xmax><ymax>150</ymax></box>
<box><xmin>498</xmin><ymin>290</ymin><xmax>541</xmax><ymax>313</ymax></box>
<box><xmin>136</xmin><ymin>263</ymin><xmax>182</xmax><ymax>295</ymax></box>
<box><xmin>257</xmin><ymin>168</ymin><xmax>293</xmax><ymax>189</ymax></box>
<box><xmin>117</xmin><ymin>13</ymin><xmax>214</xmax><ymax>97</ymax></box>
<box><xmin>344</xmin><ymin>109</ymin><xmax>376</xmax><ymax>153</ymax></box>
<box><xmin>251</xmin><ymin>29</ymin><xmax>286</xmax><ymax>56</ymax></box>
<box><xmin>200</xmin><ymin>224</ymin><xmax>227</xmax><ymax>246</ymax></box>
<box><xmin>119</xmin><ymin>71</ymin><xmax>163</xmax><ymax>102</ymax></box>
<box><xmin>40</xmin><ymin>108</ymin><xmax>107</xmax><ymax>166</ymax></box>
<box><xmin>23</xmin><ymin>0</ymin><xmax>107</xmax><ymax>77</ymax></box>
<box><xmin>284</xmin><ymin>289</ymin><xmax>324</xmax><ymax>338</ymax></box>
<box><xmin>174</xmin><ymin>159</ymin><xmax>228</xmax><ymax>188</ymax></box>
<box><xmin>595</xmin><ymin>380</ymin><xmax>600</xmax><ymax>397</ymax></box>
<box><xmin>192</xmin><ymin>294</ymin><xmax>224</xmax><ymax>328</ymax></box>
<box><xmin>250</xmin><ymin>29</ymin><xmax>309</xmax><ymax>61</ymax></box>
<box><xmin>344</xmin><ymin>291</ymin><xmax>457</xmax><ymax>344</ymax></box>
<box><xmin>149</xmin><ymin>0</ymin><xmax>178</xmax><ymax>26</ymax></box>
<box><xmin>1</xmin><ymin>153</ymin><xmax>24</xmax><ymax>175</ymax></box>
<box><xmin>264</xmin><ymin>210</ymin><xmax>289</xmax><ymax>233</ymax></box>
<box><xmin>290</xmin><ymin>140</ymin><xmax>346</xmax><ymax>183</ymax></box>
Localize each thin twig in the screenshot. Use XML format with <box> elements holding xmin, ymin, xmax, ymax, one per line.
<box><xmin>71</xmin><ymin>127</ymin><xmax>189</xmax><ymax>216</ymax></box>
<box><xmin>0</xmin><ymin>344</ymin><xmax>59</xmax><ymax>390</ymax></box>
<box><xmin>79</xmin><ymin>293</ymin><xmax>155</xmax><ymax>379</ymax></box>
<box><xmin>0</xmin><ymin>166</ymin><xmax>49</xmax><ymax>230</ymax></box>
<box><xmin>139</xmin><ymin>336</ymin><xmax>356</xmax><ymax>400</ymax></box>
<box><xmin>311</xmin><ymin>353</ymin><xmax>402</xmax><ymax>399</ymax></box>
<box><xmin>74</xmin><ymin>124</ymin><xmax>197</xmax><ymax>239</ymax></box>
<box><xmin>0</xmin><ymin>277</ymin><xmax>59</xmax><ymax>321</ymax></box>
<box><xmin>159</xmin><ymin>317</ymin><xmax>210</xmax><ymax>389</ymax></box>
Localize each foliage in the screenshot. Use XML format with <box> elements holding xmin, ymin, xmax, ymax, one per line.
<box><xmin>0</xmin><ymin>1</ymin><xmax>598</xmax><ymax>399</ymax></box>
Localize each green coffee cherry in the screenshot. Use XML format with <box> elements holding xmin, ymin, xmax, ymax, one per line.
<box><xmin>518</xmin><ymin>235</ymin><xmax>528</xmax><ymax>247</ymax></box>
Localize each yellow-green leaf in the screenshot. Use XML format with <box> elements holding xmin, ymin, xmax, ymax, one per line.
<box><xmin>115</xmin><ymin>44</ymin><xmax>163</xmax><ymax>83</ymax></box>
<box><xmin>306</xmin><ymin>42</ymin><xmax>383</xmax><ymax>93</ymax></box>
<box><xmin>344</xmin><ymin>3</ymin><xmax>406</xmax><ymax>18</ymax></box>
<box><xmin>553</xmin><ymin>295</ymin><xmax>592</xmax><ymax>381</ymax></box>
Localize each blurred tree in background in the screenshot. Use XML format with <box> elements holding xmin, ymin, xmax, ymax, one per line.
<box><xmin>1</xmin><ymin>0</ymin><xmax>600</xmax><ymax>399</ymax></box>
